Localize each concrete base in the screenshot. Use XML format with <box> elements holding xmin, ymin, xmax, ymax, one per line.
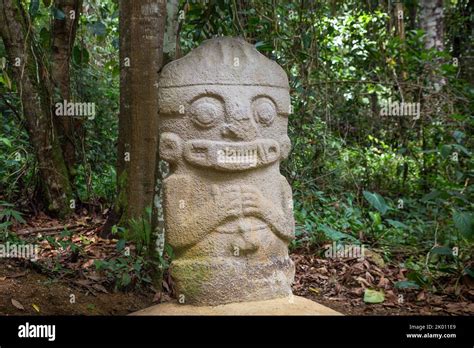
<box><xmin>131</xmin><ymin>296</ymin><xmax>341</xmax><ymax>316</ymax></box>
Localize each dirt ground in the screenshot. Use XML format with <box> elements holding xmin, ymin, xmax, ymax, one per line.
<box><xmin>0</xmin><ymin>259</ymin><xmax>153</xmax><ymax>315</ymax></box>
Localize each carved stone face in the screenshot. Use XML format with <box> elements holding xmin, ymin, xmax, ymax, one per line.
<box><xmin>158</xmin><ymin>37</ymin><xmax>291</xmax><ymax>173</ymax></box>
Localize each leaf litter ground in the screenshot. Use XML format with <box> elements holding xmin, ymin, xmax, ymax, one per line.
<box><xmin>0</xmin><ymin>215</ymin><xmax>472</xmax><ymax>315</ymax></box>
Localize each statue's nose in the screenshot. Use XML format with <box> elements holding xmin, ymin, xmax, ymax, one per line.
<box><xmin>221</xmin><ymin>121</ymin><xmax>258</xmax><ymax>141</ymax></box>
<box><xmin>221</xmin><ymin>104</ymin><xmax>258</xmax><ymax>141</ymax></box>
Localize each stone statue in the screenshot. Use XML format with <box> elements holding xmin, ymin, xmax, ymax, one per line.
<box><xmin>158</xmin><ymin>37</ymin><xmax>295</xmax><ymax>305</ymax></box>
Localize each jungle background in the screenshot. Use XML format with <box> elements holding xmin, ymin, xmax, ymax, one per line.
<box><xmin>0</xmin><ymin>0</ymin><xmax>472</xmax><ymax>315</ymax></box>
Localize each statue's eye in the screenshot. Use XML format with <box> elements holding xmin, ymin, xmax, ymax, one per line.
<box><xmin>253</xmin><ymin>98</ymin><xmax>276</xmax><ymax>126</ymax></box>
<box><xmin>190</xmin><ymin>97</ymin><xmax>223</xmax><ymax>128</ymax></box>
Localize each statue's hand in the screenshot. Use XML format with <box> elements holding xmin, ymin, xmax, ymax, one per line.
<box><xmin>213</xmin><ymin>185</ymin><xmax>242</xmax><ymax>222</ymax></box>
<box><xmin>241</xmin><ymin>185</ymin><xmax>270</xmax><ymax>218</ymax></box>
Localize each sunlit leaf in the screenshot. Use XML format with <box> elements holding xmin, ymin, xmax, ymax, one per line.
<box><xmin>363</xmin><ymin>191</ymin><xmax>389</xmax><ymax>215</ymax></box>
<box><xmin>363</xmin><ymin>289</ymin><xmax>384</xmax><ymax>303</ymax></box>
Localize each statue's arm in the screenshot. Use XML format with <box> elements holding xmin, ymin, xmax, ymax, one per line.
<box><xmin>241</xmin><ymin>178</ymin><xmax>295</xmax><ymax>242</ymax></box>
<box><xmin>163</xmin><ymin>176</ymin><xmax>238</xmax><ymax>251</ymax></box>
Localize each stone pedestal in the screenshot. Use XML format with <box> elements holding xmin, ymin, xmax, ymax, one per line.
<box><xmin>131</xmin><ymin>296</ymin><xmax>341</xmax><ymax>316</ymax></box>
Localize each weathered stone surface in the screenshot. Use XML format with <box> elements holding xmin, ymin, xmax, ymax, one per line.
<box><xmin>131</xmin><ymin>296</ymin><xmax>342</xmax><ymax>316</ymax></box>
<box><xmin>158</xmin><ymin>37</ymin><xmax>295</xmax><ymax>306</ymax></box>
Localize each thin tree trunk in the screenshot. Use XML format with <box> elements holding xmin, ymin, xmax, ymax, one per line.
<box><xmin>419</xmin><ymin>0</ymin><xmax>445</xmax><ymax>189</ymax></box>
<box><xmin>103</xmin><ymin>0</ymin><xmax>167</xmax><ymax>237</ymax></box>
<box><xmin>0</xmin><ymin>0</ymin><xmax>73</xmax><ymax>216</ymax></box>
<box><xmin>51</xmin><ymin>0</ymin><xmax>83</xmax><ymax>182</ymax></box>
<box><xmin>126</xmin><ymin>0</ymin><xmax>166</xmax><ymax>220</ymax></box>
<box><xmin>420</xmin><ymin>0</ymin><xmax>444</xmax><ymax>51</ymax></box>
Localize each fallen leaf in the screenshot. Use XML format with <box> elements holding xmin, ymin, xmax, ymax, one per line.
<box><xmin>355</xmin><ymin>276</ymin><xmax>371</xmax><ymax>287</ymax></box>
<box><xmin>364</xmin><ymin>249</ymin><xmax>386</xmax><ymax>268</ymax></box>
<box><xmin>377</xmin><ymin>276</ymin><xmax>390</xmax><ymax>289</ymax></box>
<box><xmin>11</xmin><ymin>299</ymin><xmax>25</xmax><ymax>310</ymax></box>
<box><xmin>75</xmin><ymin>279</ymin><xmax>92</xmax><ymax>286</ymax></box>
<box><xmin>365</xmin><ymin>271</ymin><xmax>375</xmax><ymax>284</ymax></box>
<box><xmin>416</xmin><ymin>291</ymin><xmax>426</xmax><ymax>301</ymax></box>
<box><xmin>445</xmin><ymin>303</ymin><xmax>464</xmax><ymax>314</ymax></box>
<box><xmin>153</xmin><ymin>292</ymin><xmax>162</xmax><ymax>303</ymax></box>
<box><xmin>316</xmin><ymin>267</ymin><xmax>328</xmax><ymax>275</ymax></box>
<box><xmin>363</xmin><ymin>289</ymin><xmax>385</xmax><ymax>304</ymax></box>
<box><xmin>0</xmin><ymin>276</ymin><xmax>6</xmax><ymax>281</ymax></box>
<box><xmin>86</xmin><ymin>274</ymin><xmax>102</xmax><ymax>282</ymax></box>
<box><xmin>82</xmin><ymin>259</ymin><xmax>95</xmax><ymax>269</ymax></box>
<box><xmin>162</xmin><ymin>279</ymin><xmax>170</xmax><ymax>292</ymax></box>
<box><xmin>92</xmin><ymin>284</ymin><xmax>108</xmax><ymax>293</ymax></box>
<box><xmin>350</xmin><ymin>287</ymin><xmax>364</xmax><ymax>296</ymax></box>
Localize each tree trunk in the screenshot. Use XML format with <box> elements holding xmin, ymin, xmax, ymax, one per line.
<box><xmin>0</xmin><ymin>0</ymin><xmax>73</xmax><ymax>216</ymax></box>
<box><xmin>420</xmin><ymin>0</ymin><xmax>445</xmax><ymax>92</ymax></box>
<box><xmin>103</xmin><ymin>0</ymin><xmax>167</xmax><ymax>237</ymax></box>
<box><xmin>420</xmin><ymin>0</ymin><xmax>444</xmax><ymax>51</ymax></box>
<box><xmin>51</xmin><ymin>0</ymin><xmax>83</xmax><ymax>182</ymax></box>
<box><xmin>126</xmin><ymin>0</ymin><xmax>166</xmax><ymax>220</ymax></box>
<box><xmin>419</xmin><ymin>0</ymin><xmax>445</xmax><ymax>190</ymax></box>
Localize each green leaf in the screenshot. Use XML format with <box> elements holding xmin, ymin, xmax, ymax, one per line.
<box><xmin>363</xmin><ymin>191</ymin><xmax>389</xmax><ymax>215</ymax></box>
<box><xmin>394</xmin><ymin>281</ymin><xmax>420</xmax><ymax>289</ymax></box>
<box><xmin>464</xmin><ymin>267</ymin><xmax>474</xmax><ymax>278</ymax></box>
<box><xmin>29</xmin><ymin>0</ymin><xmax>40</xmax><ymax>17</ymax></box>
<box><xmin>90</xmin><ymin>21</ymin><xmax>106</xmax><ymax>36</ymax></box>
<box><xmin>52</xmin><ymin>7</ymin><xmax>65</xmax><ymax>20</ymax></box>
<box><xmin>319</xmin><ymin>224</ymin><xmax>357</xmax><ymax>242</ymax></box>
<box><xmin>121</xmin><ymin>273</ymin><xmax>131</xmax><ymax>287</ymax></box>
<box><xmin>407</xmin><ymin>270</ymin><xmax>429</xmax><ymax>286</ymax></box>
<box><xmin>452</xmin><ymin>130</ymin><xmax>465</xmax><ymax>143</ymax></box>
<box><xmin>363</xmin><ymin>289</ymin><xmax>384</xmax><ymax>303</ymax></box>
<box><xmin>116</xmin><ymin>239</ymin><xmax>126</xmax><ymax>251</ymax></box>
<box><xmin>440</xmin><ymin>144</ymin><xmax>452</xmax><ymax>159</ymax></box>
<box><xmin>10</xmin><ymin>210</ymin><xmax>25</xmax><ymax>223</ymax></box>
<box><xmin>452</xmin><ymin>144</ymin><xmax>471</xmax><ymax>156</ymax></box>
<box><xmin>453</xmin><ymin>211</ymin><xmax>474</xmax><ymax>239</ymax></box>
<box><xmin>72</xmin><ymin>45</ymin><xmax>90</xmax><ymax>65</ymax></box>
<box><xmin>430</xmin><ymin>246</ymin><xmax>453</xmax><ymax>255</ymax></box>
<box><xmin>0</xmin><ymin>138</ymin><xmax>12</xmax><ymax>147</ymax></box>
<box><xmin>421</xmin><ymin>190</ymin><xmax>441</xmax><ymax>202</ymax></box>
<box><xmin>94</xmin><ymin>260</ymin><xmax>105</xmax><ymax>270</ymax></box>
<box><xmin>386</xmin><ymin>219</ymin><xmax>407</xmax><ymax>229</ymax></box>
<box><xmin>369</xmin><ymin>211</ymin><xmax>382</xmax><ymax>226</ymax></box>
<box><xmin>255</xmin><ymin>41</ymin><xmax>273</xmax><ymax>52</ymax></box>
